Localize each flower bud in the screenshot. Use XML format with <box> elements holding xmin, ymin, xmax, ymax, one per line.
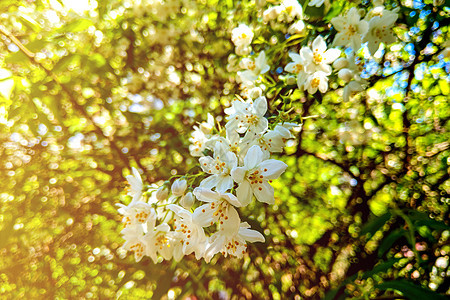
<box><xmin>171</xmin><ymin>178</ymin><xmax>187</xmax><ymax>197</ymax></box>
<box><xmin>155</xmin><ymin>186</ymin><xmax>169</xmax><ymax>201</ymax></box>
<box><xmin>248</xmin><ymin>87</ymin><xmax>263</xmax><ymax>99</ymax></box>
<box><xmin>338</xmin><ymin>69</ymin><xmax>353</xmax><ymax>83</ymax></box>
<box><xmin>288</xmin><ymin>20</ymin><xmax>306</xmax><ymax>35</ymax></box>
<box><xmin>333</xmin><ymin>57</ymin><xmax>348</xmax><ymax>70</ymax></box>
<box><xmin>286</xmin><ymin>75</ymin><xmax>297</xmax><ymax>85</ymax></box>
<box><xmin>180</xmin><ymin>191</ymin><xmax>195</xmax><ymax>209</ymax></box>
<box><xmin>235</xmin><ymin>45</ymin><xmax>251</xmax><ymax>56</ymax></box>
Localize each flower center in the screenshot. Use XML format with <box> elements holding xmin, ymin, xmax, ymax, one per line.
<box><xmin>245</xmin><ymin>114</ymin><xmax>259</xmax><ymax>126</ymax></box>
<box><xmin>311</xmin><ymin>77</ymin><xmax>320</xmax><ymax>88</ymax></box>
<box><xmin>155</xmin><ymin>234</ymin><xmax>169</xmax><ymax>250</ymax></box>
<box><xmin>347</xmin><ymin>25</ymin><xmax>357</xmax><ymax>35</ymax></box>
<box><xmin>130</xmin><ymin>242</ymin><xmax>144</xmax><ymax>257</ymax></box>
<box><xmin>135</xmin><ymin>211</ymin><xmax>149</xmax><ymax>223</ymax></box>
<box><xmin>248</xmin><ymin>170</ymin><xmax>264</xmax><ymax>185</ymax></box>
<box><xmin>293</xmin><ymin>63</ymin><xmax>303</xmax><ymax>73</ymax></box>
<box><xmin>313</xmin><ymin>52</ymin><xmax>323</xmax><ymax>64</ymax></box>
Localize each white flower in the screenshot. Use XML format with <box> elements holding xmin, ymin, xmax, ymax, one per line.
<box><xmin>239</xmin><ymin>80</ymin><xmax>264</xmax><ymax>99</ymax></box>
<box><xmin>240</xmin><ymin>124</ymin><xmax>292</xmax><ymax>157</ymax></box>
<box><xmin>145</xmin><ymin>223</ymin><xmax>181</xmax><ymax>263</ymax></box>
<box><xmin>189</xmin><ymin>127</ymin><xmax>209</xmax><ymax>157</ymax></box>
<box><xmin>180</xmin><ymin>191</ymin><xmax>195</xmax><ymax>209</ymax></box>
<box><xmin>126</xmin><ymin>167</ymin><xmax>143</xmax><ymax>204</ymax></box>
<box><xmin>288</xmin><ymin>20</ymin><xmax>307</xmax><ymax>35</ymax></box>
<box><xmin>192</xmin><ymin>187</ymin><xmax>241</xmax><ymax>228</ymax></box>
<box><xmin>365</xmin><ymin>2</ymin><xmax>399</xmax><ymax>21</ymax></box>
<box><xmin>168</xmin><ymin>204</ymin><xmax>207</xmax><ymax>260</ymax></box>
<box><xmin>204</xmin><ymin>222</ymin><xmax>265</xmax><ymax>262</ymax></box>
<box><xmin>188</xmin><ymin>114</ymin><xmax>215</xmax><ymax>157</ymax></box>
<box><xmin>331</xmin><ymin>7</ymin><xmax>369</xmax><ymax>51</ymax></box>
<box><xmin>121</xmin><ymin>225</ymin><xmax>148</xmax><ymax>262</ymax></box>
<box><xmin>235</xmin><ymin>45</ymin><xmax>252</xmax><ymax>56</ymax></box>
<box><xmin>301</xmin><ymin>36</ymin><xmax>341</xmax><ymax>74</ymax></box>
<box><xmin>231</xmin><ymin>145</ymin><xmax>287</xmax><ymax>205</ymax></box>
<box><xmin>308</xmin><ymin>0</ymin><xmax>325</xmax><ymax>7</ymax></box>
<box><xmin>332</xmin><ymin>53</ymin><xmax>367</xmax><ymax>101</ymax></box>
<box><xmin>285</xmin><ymin>52</ymin><xmax>307</xmax><ymax>75</ymax></box>
<box><xmin>225</xmin><ymin>96</ymin><xmax>268</xmax><ymax>135</ymax></box>
<box><xmin>155</xmin><ymin>185</ymin><xmax>169</xmax><ymax>202</ymax></box>
<box><xmin>363</xmin><ymin>13</ymin><xmax>398</xmax><ymax>54</ymax></box>
<box><xmin>298</xmin><ymin>71</ymin><xmax>329</xmax><ymax>94</ymax></box>
<box><xmin>171</xmin><ymin>178</ymin><xmax>187</xmax><ymax>197</ymax></box>
<box><xmin>231</xmin><ymin>24</ymin><xmax>254</xmax><ymax>48</ymax></box>
<box><xmin>280</xmin><ymin>0</ymin><xmax>303</xmax><ymax>21</ymax></box>
<box><xmin>263</xmin><ymin>6</ymin><xmax>283</xmax><ymax>23</ymax></box>
<box><xmin>199</xmin><ymin>142</ymin><xmax>237</xmax><ymax>193</ymax></box>
<box><xmin>238</xmin><ymin>51</ymin><xmax>270</xmax><ymax>82</ymax></box>
<box><xmin>117</xmin><ymin>201</ymin><xmax>157</xmax><ymax>229</ymax></box>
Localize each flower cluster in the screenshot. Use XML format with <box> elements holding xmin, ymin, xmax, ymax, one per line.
<box><xmin>117</xmin><ymin>93</ymin><xmax>297</xmax><ymax>263</ymax></box>
<box><xmin>116</xmin><ymin>0</ymin><xmax>399</xmax><ymax>264</ymax></box>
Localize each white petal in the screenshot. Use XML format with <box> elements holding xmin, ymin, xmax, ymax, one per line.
<box><xmin>253</xmin><ymin>181</ymin><xmax>275</xmax><ymax>204</ymax></box>
<box><xmin>312</xmin><ymin>36</ymin><xmax>326</xmax><ymax>53</ymax></box>
<box><xmin>221</xmin><ymin>206</ymin><xmax>240</xmax><ymax>234</ymax></box>
<box><xmin>231</xmin><ymin>167</ymin><xmax>247</xmax><ymax>183</ymax></box>
<box><xmin>258</xmin><ymin>159</ymin><xmax>288</xmax><ymax>179</ymax></box>
<box><xmin>192</xmin><ymin>204</ymin><xmax>214</xmax><ymax>227</ymax></box>
<box><xmin>193</xmin><ymin>187</ymin><xmax>220</xmax><ymax>203</ymax></box>
<box><xmin>254</xmin><ymin>96</ymin><xmax>267</xmax><ymax>116</ymax></box>
<box><xmin>222</xmin><ymin>192</ymin><xmax>242</xmax><ymax>207</ymax></box>
<box><xmin>239</xmin><ymin>227</ymin><xmax>265</xmax><ymax>243</ymax></box>
<box><xmin>323</xmin><ymin>49</ymin><xmax>341</xmax><ymax>64</ymax></box>
<box><xmin>199</xmin><ymin>175</ymin><xmax>221</xmax><ymax>190</ymax></box>
<box><xmin>331</xmin><ymin>17</ymin><xmax>346</xmax><ymax>31</ymax></box>
<box><xmin>253</xmin><ymin>117</ymin><xmax>268</xmax><ymax>134</ymax></box>
<box><xmin>236</xmin><ymin>180</ymin><xmax>253</xmax><ymax>206</ymax></box>
<box><xmin>288</xmin><ymin>52</ymin><xmax>302</xmax><ymax>62</ymax></box>
<box><xmin>300</xmin><ymin>47</ymin><xmax>313</xmax><ymax>61</ymax></box>
<box><xmin>216</xmin><ymin>175</ymin><xmax>233</xmax><ymax>193</ymax></box>
<box><xmin>244</xmin><ymin>145</ymin><xmax>264</xmax><ymax>170</ymax></box>
<box><xmin>204</xmin><ymin>234</ymin><xmax>225</xmax><ymax>263</ymax></box>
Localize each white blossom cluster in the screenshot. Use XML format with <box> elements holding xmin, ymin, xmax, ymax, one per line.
<box><xmin>116</xmin><ymin>0</ymin><xmax>399</xmax><ymax>264</ymax></box>
<box><xmin>117</xmin><ymin>94</ymin><xmax>299</xmax><ymax>263</ymax></box>
<box><xmin>328</xmin><ymin>2</ymin><xmax>399</xmax><ymax>100</ymax></box>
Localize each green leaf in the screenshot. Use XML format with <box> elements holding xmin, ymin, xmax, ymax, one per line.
<box><xmin>416</xmin><ymin>219</ymin><xmax>450</xmax><ymax>231</ymax></box>
<box><xmin>360</xmin><ymin>212</ymin><xmax>391</xmax><ymax>238</ymax></box>
<box><xmin>378</xmin><ymin>229</ymin><xmax>407</xmax><ymax>257</ymax></box>
<box><xmin>88</xmin><ymin>53</ymin><xmax>106</xmax><ymax>68</ymax></box>
<box><xmin>361</xmin><ymin>258</ymin><xmax>402</xmax><ymax>279</ymax></box>
<box><xmin>52</xmin><ymin>55</ymin><xmax>81</xmax><ymax>73</ymax></box>
<box><xmin>18</xmin><ymin>12</ymin><xmax>41</xmax><ymax>31</ymax></box>
<box><xmin>4</xmin><ymin>51</ymin><xmax>28</xmax><ymax>65</ymax></box>
<box><xmin>324</xmin><ymin>1</ymin><xmax>346</xmax><ymax>21</ymax></box>
<box><xmin>152</xmin><ymin>269</ymin><xmax>174</xmax><ymax>299</ymax></box>
<box><xmin>57</xmin><ymin>18</ymin><xmax>94</xmax><ymax>33</ymax></box>
<box><xmin>376</xmin><ymin>280</ymin><xmax>447</xmax><ymax>300</ymax></box>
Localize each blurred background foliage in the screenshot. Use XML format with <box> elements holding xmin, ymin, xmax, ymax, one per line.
<box><xmin>0</xmin><ymin>0</ymin><xmax>449</xmax><ymax>299</ymax></box>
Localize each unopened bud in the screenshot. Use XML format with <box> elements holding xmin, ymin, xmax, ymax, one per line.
<box><xmin>235</xmin><ymin>45</ymin><xmax>251</xmax><ymax>56</ymax></box>
<box><xmin>155</xmin><ymin>186</ymin><xmax>169</xmax><ymax>201</ymax></box>
<box><xmin>286</xmin><ymin>75</ymin><xmax>297</xmax><ymax>85</ymax></box>
<box><xmin>171</xmin><ymin>178</ymin><xmax>187</xmax><ymax>197</ymax></box>
<box><xmin>333</xmin><ymin>57</ymin><xmax>348</xmax><ymax>70</ymax></box>
<box><xmin>180</xmin><ymin>192</ymin><xmax>195</xmax><ymax>209</ymax></box>
<box><xmin>338</xmin><ymin>69</ymin><xmax>353</xmax><ymax>83</ymax></box>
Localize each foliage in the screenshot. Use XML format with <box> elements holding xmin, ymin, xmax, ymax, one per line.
<box><xmin>0</xmin><ymin>0</ymin><xmax>449</xmax><ymax>299</ymax></box>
